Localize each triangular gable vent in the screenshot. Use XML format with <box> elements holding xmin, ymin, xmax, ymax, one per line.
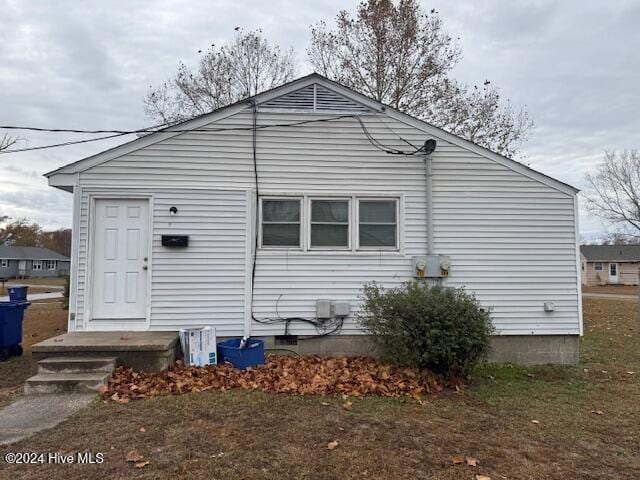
<box><xmin>260</xmin><ymin>84</ymin><xmax>371</xmax><ymax>113</ymax></box>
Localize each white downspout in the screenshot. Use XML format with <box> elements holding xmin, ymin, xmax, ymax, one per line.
<box><xmin>425</xmin><ymin>149</ymin><xmax>434</xmax><ymax>255</ymax></box>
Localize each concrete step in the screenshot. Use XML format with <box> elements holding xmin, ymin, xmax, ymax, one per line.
<box><xmin>37</xmin><ymin>356</ymin><xmax>117</xmax><ymax>374</ymax></box>
<box><xmin>24</xmin><ymin>372</ymin><xmax>111</xmax><ymax>395</ymax></box>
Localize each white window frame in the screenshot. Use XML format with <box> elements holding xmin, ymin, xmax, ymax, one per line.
<box><xmin>0</xmin><ymin>259</ymin><xmax>7</xmax><ymax>268</ymax></box>
<box><xmin>594</xmin><ymin>262</ymin><xmax>603</xmax><ymax>271</ymax></box>
<box><xmin>356</xmin><ymin>198</ymin><xmax>400</xmax><ymax>251</ymax></box>
<box><xmin>32</xmin><ymin>260</ymin><xmax>42</xmax><ymax>271</ymax></box>
<box><xmin>308</xmin><ymin>197</ymin><xmax>351</xmax><ymax>251</ymax></box>
<box><xmin>46</xmin><ymin>260</ymin><xmax>57</xmax><ymax>270</ymax></box>
<box><xmin>259</xmin><ymin>196</ymin><xmax>303</xmax><ymax>249</ymax></box>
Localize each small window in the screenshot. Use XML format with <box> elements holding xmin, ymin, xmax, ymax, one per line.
<box><xmin>261</xmin><ymin>198</ymin><xmax>302</xmax><ymax>247</ymax></box>
<box><xmin>358</xmin><ymin>199</ymin><xmax>398</xmax><ymax>248</ymax></box>
<box><xmin>32</xmin><ymin>260</ymin><xmax>42</xmax><ymax>271</ymax></box>
<box><xmin>310</xmin><ymin>199</ymin><xmax>349</xmax><ymax>248</ymax></box>
<box><xmin>46</xmin><ymin>260</ymin><xmax>57</xmax><ymax>270</ymax></box>
<box><xmin>610</xmin><ymin>263</ymin><xmax>617</xmax><ymax>276</ymax></box>
<box><xmin>594</xmin><ymin>263</ymin><xmax>603</xmax><ymax>271</ymax></box>
<box><xmin>0</xmin><ymin>259</ymin><xmax>7</xmax><ymax>268</ymax></box>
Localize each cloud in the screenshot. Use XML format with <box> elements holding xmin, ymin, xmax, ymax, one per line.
<box><xmin>1</xmin><ymin>0</ymin><xmax>637</xmax><ymax>240</ymax></box>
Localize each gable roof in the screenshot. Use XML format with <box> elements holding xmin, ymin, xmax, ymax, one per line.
<box><xmin>580</xmin><ymin>245</ymin><xmax>640</xmax><ymax>262</ymax></box>
<box><xmin>0</xmin><ymin>246</ymin><xmax>70</xmax><ymax>261</ymax></box>
<box><xmin>45</xmin><ymin>73</ymin><xmax>579</xmax><ymax>195</ymax></box>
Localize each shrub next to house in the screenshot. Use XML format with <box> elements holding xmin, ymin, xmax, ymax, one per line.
<box><xmin>358</xmin><ymin>282</ymin><xmax>494</xmax><ymax>378</ymax></box>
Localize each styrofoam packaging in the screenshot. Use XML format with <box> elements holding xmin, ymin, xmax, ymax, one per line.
<box><xmin>179</xmin><ymin>327</ymin><xmax>217</xmax><ymax>367</ymax></box>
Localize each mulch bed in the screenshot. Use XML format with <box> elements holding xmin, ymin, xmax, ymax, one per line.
<box><xmin>102</xmin><ymin>355</ymin><xmax>459</xmax><ymax>403</ymax></box>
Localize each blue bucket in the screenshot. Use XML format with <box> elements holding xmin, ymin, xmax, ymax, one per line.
<box><xmin>217</xmin><ymin>338</ymin><xmax>265</xmax><ymax>370</ymax></box>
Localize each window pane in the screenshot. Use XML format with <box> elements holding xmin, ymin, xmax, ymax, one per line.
<box><xmin>311</xmin><ymin>224</ymin><xmax>349</xmax><ymax>247</ymax></box>
<box><xmin>262</xmin><ymin>224</ymin><xmax>300</xmax><ymax>246</ymax></box>
<box><xmin>359</xmin><ymin>200</ymin><xmax>396</xmax><ymax>223</ymax></box>
<box><xmin>359</xmin><ymin>224</ymin><xmax>396</xmax><ymax>247</ymax></box>
<box><xmin>312</xmin><ymin>200</ymin><xmax>348</xmax><ymax>223</ymax></box>
<box><xmin>262</xmin><ymin>200</ymin><xmax>300</xmax><ymax>222</ymax></box>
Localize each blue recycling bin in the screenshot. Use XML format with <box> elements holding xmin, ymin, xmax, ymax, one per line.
<box><xmin>8</xmin><ymin>286</ymin><xmax>28</xmax><ymax>302</ymax></box>
<box><xmin>0</xmin><ymin>301</ymin><xmax>29</xmax><ymax>361</ymax></box>
<box><xmin>217</xmin><ymin>338</ymin><xmax>265</xmax><ymax>370</ymax></box>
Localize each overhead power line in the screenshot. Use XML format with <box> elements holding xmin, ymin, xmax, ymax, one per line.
<box><xmin>0</xmin><ymin>114</ymin><xmax>424</xmax><ymax>156</ymax></box>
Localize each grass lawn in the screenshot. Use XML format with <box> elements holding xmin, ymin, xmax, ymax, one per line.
<box><xmin>0</xmin><ymin>298</ymin><xmax>638</xmax><ymax>479</ymax></box>
<box><xmin>0</xmin><ymin>300</ymin><xmax>67</xmax><ymax>408</ymax></box>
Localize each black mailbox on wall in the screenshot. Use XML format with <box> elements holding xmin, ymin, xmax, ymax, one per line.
<box><xmin>161</xmin><ymin>235</ymin><xmax>189</xmax><ymax>247</ymax></box>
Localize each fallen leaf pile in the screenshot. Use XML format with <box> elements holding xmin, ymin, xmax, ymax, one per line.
<box><xmin>101</xmin><ymin>355</ymin><xmax>456</xmax><ymax>402</ymax></box>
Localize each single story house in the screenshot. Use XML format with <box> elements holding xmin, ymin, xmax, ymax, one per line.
<box><xmin>45</xmin><ymin>73</ymin><xmax>582</xmax><ymax>365</ymax></box>
<box><xmin>580</xmin><ymin>245</ymin><xmax>640</xmax><ymax>286</ymax></box>
<box><xmin>0</xmin><ymin>246</ymin><xmax>70</xmax><ymax>278</ymax></box>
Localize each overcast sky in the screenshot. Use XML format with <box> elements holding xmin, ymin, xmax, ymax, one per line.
<box><xmin>1</xmin><ymin>0</ymin><xmax>638</xmax><ymax>239</ymax></box>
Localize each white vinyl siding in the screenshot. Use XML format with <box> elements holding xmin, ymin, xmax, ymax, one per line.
<box><xmin>74</xmin><ymin>188</ymin><xmax>247</xmax><ymax>333</ymax></box>
<box><xmin>72</xmin><ymin>104</ymin><xmax>580</xmax><ymax>336</ymax></box>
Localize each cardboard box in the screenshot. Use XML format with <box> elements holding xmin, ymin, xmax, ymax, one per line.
<box><xmin>179</xmin><ymin>327</ymin><xmax>217</xmax><ymax>367</ymax></box>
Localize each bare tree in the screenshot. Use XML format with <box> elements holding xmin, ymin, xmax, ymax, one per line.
<box><xmin>586</xmin><ymin>150</ymin><xmax>640</xmax><ymax>240</ymax></box>
<box><xmin>586</xmin><ymin>150</ymin><xmax>640</xmax><ymax>320</ymax></box>
<box><xmin>145</xmin><ymin>29</ymin><xmax>297</xmax><ymax>124</ymax></box>
<box><xmin>308</xmin><ymin>0</ymin><xmax>533</xmax><ymax>157</ymax></box>
<box><xmin>0</xmin><ymin>134</ymin><xmax>18</xmax><ymax>151</ymax></box>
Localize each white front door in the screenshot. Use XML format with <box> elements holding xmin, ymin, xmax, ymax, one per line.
<box><xmin>609</xmin><ymin>263</ymin><xmax>619</xmax><ymax>284</ymax></box>
<box><xmin>91</xmin><ymin>198</ymin><xmax>149</xmax><ymax>328</ymax></box>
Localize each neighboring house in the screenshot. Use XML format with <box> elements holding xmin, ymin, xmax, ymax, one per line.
<box><xmin>45</xmin><ymin>73</ymin><xmax>582</xmax><ymax>365</ymax></box>
<box><xmin>0</xmin><ymin>246</ymin><xmax>70</xmax><ymax>278</ymax></box>
<box><xmin>580</xmin><ymin>245</ymin><xmax>640</xmax><ymax>286</ymax></box>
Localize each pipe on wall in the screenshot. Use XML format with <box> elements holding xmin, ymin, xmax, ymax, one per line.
<box><xmin>424</xmin><ymin>147</ymin><xmax>435</xmax><ymax>255</ymax></box>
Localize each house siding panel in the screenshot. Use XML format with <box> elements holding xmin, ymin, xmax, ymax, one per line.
<box><xmin>73</xmin><ymin>109</ymin><xmax>580</xmax><ymax>335</ymax></box>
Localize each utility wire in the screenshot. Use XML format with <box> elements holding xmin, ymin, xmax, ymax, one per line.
<box><xmin>0</xmin><ymin>114</ymin><xmax>424</xmax><ymax>157</ymax></box>
<box><xmin>0</xmin><ymin>114</ymin><xmax>359</xmax><ymax>155</ymax></box>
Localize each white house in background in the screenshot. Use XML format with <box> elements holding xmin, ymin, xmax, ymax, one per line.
<box><xmin>45</xmin><ymin>74</ymin><xmax>582</xmax><ymax>365</ymax></box>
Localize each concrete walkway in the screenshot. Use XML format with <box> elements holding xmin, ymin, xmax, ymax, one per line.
<box><xmin>0</xmin><ymin>291</ymin><xmax>63</xmax><ymax>301</ymax></box>
<box><xmin>5</xmin><ymin>282</ymin><xmax>64</xmax><ymax>290</ymax></box>
<box><xmin>583</xmin><ymin>293</ymin><xmax>638</xmax><ymax>301</ymax></box>
<box><xmin>0</xmin><ymin>394</ymin><xmax>94</xmax><ymax>445</ymax></box>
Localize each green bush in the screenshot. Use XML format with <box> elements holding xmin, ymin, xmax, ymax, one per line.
<box><xmin>357</xmin><ymin>281</ymin><xmax>494</xmax><ymax>377</ymax></box>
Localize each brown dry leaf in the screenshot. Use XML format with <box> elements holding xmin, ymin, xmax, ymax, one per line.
<box><xmin>134</xmin><ymin>460</ymin><xmax>150</xmax><ymax>469</ymax></box>
<box><xmin>466</xmin><ymin>457</ymin><xmax>479</xmax><ymax>467</ymax></box>
<box><xmin>100</xmin><ymin>355</ymin><xmax>451</xmax><ymax>403</ymax></box>
<box><xmin>96</xmin><ymin>384</ymin><xmax>108</xmax><ymax>395</ymax></box>
<box><xmin>327</xmin><ymin>440</ymin><xmax>339</xmax><ymax>450</ymax></box>
<box><xmin>451</xmin><ymin>454</ymin><xmax>465</xmax><ymax>465</ymax></box>
<box><xmin>475</xmin><ymin>475</ymin><xmax>491</xmax><ymax>480</ymax></box>
<box><xmin>125</xmin><ymin>449</ymin><xmax>144</xmax><ymax>462</ymax></box>
<box><xmin>591</xmin><ymin>410</ymin><xmax>604</xmax><ymax>415</ymax></box>
<box><xmin>531</xmin><ymin>420</ymin><xmax>540</xmax><ymax>424</ymax></box>
<box><xmin>342</xmin><ymin>401</ymin><xmax>353</xmax><ymax>411</ymax></box>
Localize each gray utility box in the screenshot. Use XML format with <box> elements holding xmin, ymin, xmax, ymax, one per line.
<box><xmin>412</xmin><ymin>254</ymin><xmax>451</xmax><ymax>278</ymax></box>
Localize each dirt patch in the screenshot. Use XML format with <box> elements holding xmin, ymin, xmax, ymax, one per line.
<box><xmin>583</xmin><ymin>285</ymin><xmax>639</xmax><ymax>296</ymax></box>
<box><xmin>7</xmin><ymin>277</ymin><xmax>66</xmax><ymax>286</ymax></box>
<box><xmin>0</xmin><ymin>301</ymin><xmax>67</xmax><ymax>407</ymax></box>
